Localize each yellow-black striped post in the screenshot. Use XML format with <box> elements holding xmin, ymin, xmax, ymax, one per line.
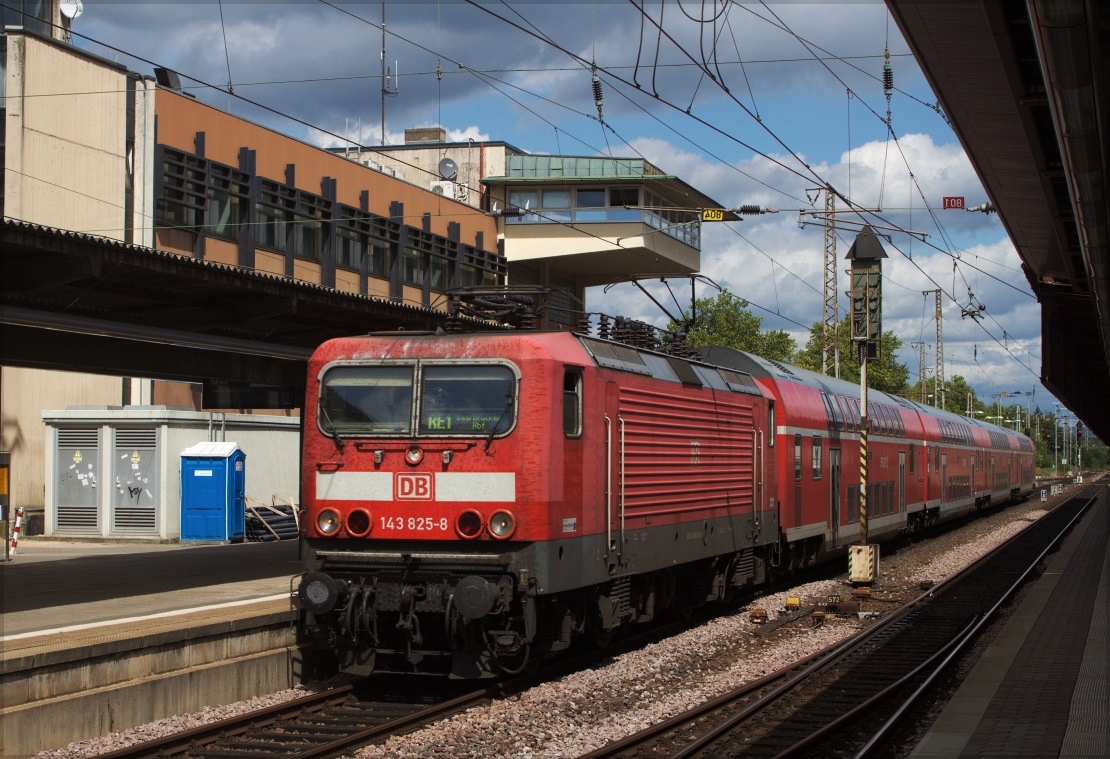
<box><xmin>859</xmin><ymin>422</ymin><xmax>868</xmax><ymax>544</ymax></box>
<box><xmin>859</xmin><ymin>340</ymin><xmax>869</xmax><ymax>546</ymax></box>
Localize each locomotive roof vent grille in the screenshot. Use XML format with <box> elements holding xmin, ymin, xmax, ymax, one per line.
<box><xmin>666</xmin><ymin>356</ymin><xmax>704</xmax><ymax>387</ymax></box>
<box><xmin>717</xmin><ymin>368</ymin><xmax>760</xmax><ymax>394</ymax></box>
<box><xmin>580</xmin><ymin>337</ymin><xmax>653</xmax><ymax>376</ymax></box>
<box><xmin>765</xmin><ymin>359</ymin><xmax>798</xmax><ymax>377</ymax></box>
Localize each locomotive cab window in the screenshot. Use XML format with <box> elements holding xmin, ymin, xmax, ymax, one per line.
<box><xmin>419</xmin><ymin>365</ymin><xmax>516</xmax><ymax>435</ymax></box>
<box><xmin>319</xmin><ymin>365</ymin><xmax>415</xmax><ymax>435</ymax></box>
<box><xmin>794</xmin><ymin>434</ymin><xmax>803</xmax><ymax>481</ymax></box>
<box><xmin>812</xmin><ymin>435</ymin><xmax>823</xmax><ymax>480</ymax></box>
<box><xmin>563</xmin><ymin>368</ymin><xmax>583</xmax><ymax>438</ymax></box>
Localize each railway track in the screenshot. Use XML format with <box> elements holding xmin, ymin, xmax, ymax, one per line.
<box><xmin>92</xmin><ymin>598</ymin><xmax>725</xmax><ymax>759</ymax></box>
<box><xmin>93</xmin><ymin>678</ymin><xmax>501</xmax><ymax>759</ymax></box>
<box><xmin>582</xmin><ymin>484</ymin><xmax>1100</xmax><ymax>759</ymax></box>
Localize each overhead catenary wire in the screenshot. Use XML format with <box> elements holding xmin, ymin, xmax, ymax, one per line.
<box><xmin>8</xmin><ymin>0</ymin><xmax>1038</xmax><ymax>386</ymax></box>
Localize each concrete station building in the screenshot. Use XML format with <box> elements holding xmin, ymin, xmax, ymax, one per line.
<box><xmin>1</xmin><ymin>2</ymin><xmax>730</xmax><ymax>538</ymax></box>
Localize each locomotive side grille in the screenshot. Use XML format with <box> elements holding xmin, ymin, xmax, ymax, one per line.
<box><xmin>619</xmin><ymin>385</ymin><xmax>756</xmax><ymax>512</ymax></box>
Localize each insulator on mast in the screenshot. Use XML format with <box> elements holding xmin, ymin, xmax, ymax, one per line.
<box><xmin>883</xmin><ymin>47</ymin><xmax>893</xmax><ymax>99</ymax></box>
<box><xmin>591</xmin><ymin>62</ymin><xmax>604</xmax><ymax>121</ymax></box>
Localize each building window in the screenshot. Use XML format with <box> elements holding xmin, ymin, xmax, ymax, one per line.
<box><xmin>293</xmin><ymin>218</ymin><xmax>320</xmax><ymax>260</ymax></box>
<box><xmin>206</xmin><ymin>164</ymin><xmax>249</xmax><ymax>242</ymax></box>
<box><xmin>256</xmin><ymin>180</ymin><xmax>294</xmax><ymax>252</ymax></box>
<box><xmin>208</xmin><ymin>189</ymin><xmax>240</xmax><ymax>241</ymax></box>
<box><xmin>429</xmin><ymin>253</ymin><xmax>451</xmax><ymax>291</ymax></box>
<box><xmin>336</xmin><ymin>225</ymin><xmax>364</xmax><ymax>269</ymax></box>
<box><xmin>157</xmin><ymin>148</ymin><xmax>205</xmax><ymax>230</ymax></box>
<box><xmin>610</xmin><ymin>187</ymin><xmax>638</xmax><ymax>207</ymax></box>
<box><xmin>542</xmin><ymin>188</ymin><xmax>570</xmax><ymax>207</ymax></box>
<box><xmin>292</xmin><ymin>193</ymin><xmax>328</xmax><ymax>261</ymax></box>
<box><xmin>256</xmin><ymin>206</ymin><xmax>286</xmax><ymax>251</ymax></box>
<box><xmin>508</xmin><ymin>189</ymin><xmax>538</xmax><ymax>214</ymax></box>
<box><xmin>369</xmin><ymin>241</ymin><xmax>389</xmax><ymax>277</ymax></box>
<box><xmin>403</xmin><ymin>247</ymin><xmax>423</xmax><ymax>285</ymax></box>
<box><xmin>608</xmin><ymin>187</ymin><xmax>640</xmax><ymax>220</ymax></box>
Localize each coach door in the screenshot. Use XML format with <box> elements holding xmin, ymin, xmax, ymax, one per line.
<box><xmin>830</xmin><ymin>448</ymin><xmax>842</xmax><ymax>542</ymax></box>
<box><xmin>941</xmin><ymin>453</ymin><xmax>948</xmax><ymax>503</ymax></box>
<box><xmin>898</xmin><ymin>451</ymin><xmax>906</xmax><ymax>513</ymax></box>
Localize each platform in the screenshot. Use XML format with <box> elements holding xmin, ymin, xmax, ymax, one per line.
<box><xmin>910</xmin><ymin>487</ymin><xmax>1108</xmax><ymax>758</ymax></box>
<box><xmin>0</xmin><ymin>538</ymin><xmax>305</xmax><ymax>758</ymax></box>
<box><xmin>1</xmin><ymin>537</ymin><xmax>301</xmax><ymax>638</ymax></box>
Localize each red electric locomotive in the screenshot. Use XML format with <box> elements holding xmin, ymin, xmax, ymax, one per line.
<box><xmin>296</xmin><ymin>331</ymin><xmax>1034</xmax><ymax>678</ymax></box>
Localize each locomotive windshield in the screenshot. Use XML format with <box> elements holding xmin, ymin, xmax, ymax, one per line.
<box><xmin>418</xmin><ymin>365</ymin><xmax>515</xmax><ymax>435</ymax></box>
<box><xmin>319</xmin><ymin>365</ymin><xmax>415</xmax><ymax>434</ymax></box>
<box><xmin>318</xmin><ymin>362</ymin><xmax>515</xmax><ymax>437</ymax></box>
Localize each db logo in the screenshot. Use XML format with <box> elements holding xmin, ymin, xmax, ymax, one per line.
<box><xmin>396</xmin><ymin>473</ymin><xmax>433</xmax><ymax>500</ymax></box>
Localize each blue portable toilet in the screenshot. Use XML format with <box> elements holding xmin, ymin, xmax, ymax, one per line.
<box><xmin>180</xmin><ymin>442</ymin><xmax>246</xmax><ymax>542</ymax></box>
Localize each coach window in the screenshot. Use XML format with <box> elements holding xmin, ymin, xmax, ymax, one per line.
<box><xmin>563</xmin><ymin>369</ymin><xmax>583</xmax><ymax>438</ymax></box>
<box><xmin>812</xmin><ymin>435</ymin><xmax>823</xmax><ymax>479</ymax></box>
<box><xmin>794</xmin><ymin>434</ymin><xmax>803</xmax><ymax>481</ymax></box>
<box><xmin>909</xmin><ymin>443</ymin><xmax>915</xmax><ymax>474</ymax></box>
<box><xmin>821</xmin><ymin>393</ymin><xmax>836</xmax><ymax>431</ymax></box>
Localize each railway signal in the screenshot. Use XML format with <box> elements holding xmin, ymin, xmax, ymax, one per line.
<box><xmin>846</xmin><ymin>225</ymin><xmax>888</xmax><ymax>584</ymax></box>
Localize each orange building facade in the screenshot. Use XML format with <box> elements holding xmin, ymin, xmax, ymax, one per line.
<box><xmin>153</xmin><ymin>92</ymin><xmax>504</xmax><ymax>311</ymax></box>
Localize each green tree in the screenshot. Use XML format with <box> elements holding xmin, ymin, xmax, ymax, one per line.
<box><xmin>670</xmin><ymin>293</ymin><xmax>797</xmax><ymax>362</ymax></box>
<box><xmin>793</xmin><ymin>322</ymin><xmax>910</xmax><ymax>395</ymax></box>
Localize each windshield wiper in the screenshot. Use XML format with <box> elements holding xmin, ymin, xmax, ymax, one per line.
<box><xmin>319</xmin><ymin>406</ymin><xmax>346</xmax><ymax>452</ymax></box>
<box><xmin>484</xmin><ymin>396</ymin><xmax>512</xmax><ymax>454</ymax></box>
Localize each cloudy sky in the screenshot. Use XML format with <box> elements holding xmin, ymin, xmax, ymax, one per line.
<box><xmin>71</xmin><ymin>1</ymin><xmax>1051</xmax><ymax>416</ymax></box>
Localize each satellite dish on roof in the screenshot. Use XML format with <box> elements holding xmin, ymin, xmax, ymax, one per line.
<box><xmin>60</xmin><ymin>0</ymin><xmax>84</xmax><ymax>19</ymax></box>
<box><xmin>438</xmin><ymin>157</ymin><xmax>458</xmax><ymax>180</ymax></box>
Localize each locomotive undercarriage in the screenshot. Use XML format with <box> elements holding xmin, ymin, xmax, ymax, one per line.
<box><xmin>297</xmin><ymin>540</ymin><xmax>774</xmax><ymax>678</ymax></box>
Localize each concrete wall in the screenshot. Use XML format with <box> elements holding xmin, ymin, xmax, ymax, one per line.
<box><xmin>3</xmin><ymin>32</ymin><xmax>130</xmax><ymax>237</ymax></box>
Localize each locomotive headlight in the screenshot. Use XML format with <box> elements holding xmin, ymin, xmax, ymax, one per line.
<box><xmin>317</xmin><ymin>509</ymin><xmax>341</xmax><ymax>535</ymax></box>
<box><xmin>488</xmin><ymin>509</ymin><xmax>516</xmax><ymax>539</ymax></box>
<box><xmin>345</xmin><ymin>508</ymin><xmax>373</xmax><ymax>537</ymax></box>
<box><xmin>405</xmin><ymin>447</ymin><xmax>424</xmax><ymax>466</ymax></box>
